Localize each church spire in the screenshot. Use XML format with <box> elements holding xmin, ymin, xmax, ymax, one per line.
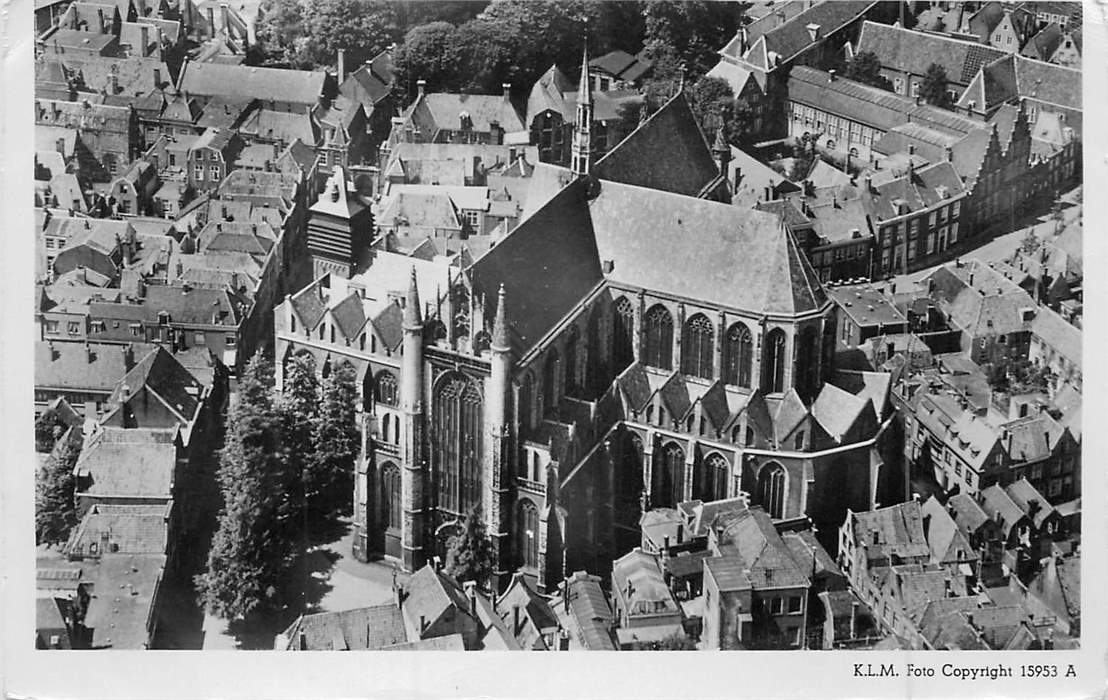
<box><xmin>403</xmin><ymin>266</ymin><xmax>422</xmax><ymax>329</ymax></box>
<box><xmin>571</xmin><ymin>39</ymin><xmax>593</xmax><ymax>177</ymax></box>
<box><xmin>491</xmin><ymin>284</ymin><xmax>510</xmax><ymax>352</ymax></box>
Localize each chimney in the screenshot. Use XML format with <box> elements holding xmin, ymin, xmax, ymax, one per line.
<box><xmin>828</xmin><ymin>69</ymin><xmax>837</xmax><ymax>83</ymax></box>
<box><xmin>298</xmin><ymin>631</ymin><xmax>307</xmax><ymax>650</ymax></box>
<box><xmin>849</xmin><ymin>601</ymin><xmax>859</xmax><ymax>640</ymax></box>
<box><xmin>122</xmin><ymin>343</ymin><xmax>135</xmax><ymax>370</ymax></box>
<box><xmin>97</xmin><ymin>8</ymin><xmax>105</xmax><ymax>33</ymax></box>
<box><xmin>908</xmin><ymin>144</ymin><xmax>915</xmax><ymax>156</ymax></box>
<box><xmin>863</xmin><ymin>175</ymin><xmax>873</xmax><ymax>193</ymax></box>
<box><xmin>48</xmin><ymin>341</ymin><xmax>59</xmax><ymax>361</ymax></box>
<box><xmin>676</xmin><ymin>523</ymin><xmax>684</xmax><ymax>544</ymax></box>
<box><xmin>419</xmin><ymin>615</ymin><xmax>428</xmax><ymax>635</ymax></box>
<box><xmin>220</xmin><ymin>4</ymin><xmax>230</xmax><ymax>35</ymax></box>
<box><xmin>512</xmin><ymin>604</ymin><xmax>521</xmax><ymax>636</ymax></box>
<box><xmin>206</xmin><ymin>6</ymin><xmax>215</xmax><ymax>37</ymax></box>
<box><xmin>110</xmin><ymin>72</ymin><xmax>119</xmax><ymax>94</ymax></box>
<box><xmin>138</xmin><ymin>23</ymin><xmax>150</xmax><ymax>57</ymax></box>
<box><xmin>563</xmin><ymin>577</ymin><xmax>571</xmax><ymax>614</ymax></box>
<box><xmin>84</xmin><ymin>342</ymin><xmax>94</xmax><ymax>363</ymax></box>
<box><xmin>502</xmin><ymin>82</ymin><xmax>511</xmax><ymax>99</ymax></box>
<box><xmin>396</xmin><ymin>584</ymin><xmax>405</xmax><ymax>607</ymax></box>
<box><xmin>153</xmin><ymin>67</ymin><xmax>162</xmax><ymax>88</ymax></box>
<box><xmin>806</xmin><ymin>23</ymin><xmax>821</xmax><ymax>42</ymax></box>
<box><xmin>945</xmin><ymin>145</ymin><xmax>953</xmax><ymax>162</ymax></box>
<box><xmin>416</xmin><ymin>79</ymin><xmax>426</xmax><ymax>98</ymax></box>
<box><xmin>558</xmin><ymin>627</ymin><xmax>570</xmax><ymax>650</ymax></box>
<box><xmin>464</xmin><ymin>580</ymin><xmax>478</xmax><ymax>618</ymax></box>
<box><xmin>337</xmin><ymin>49</ymin><xmax>345</xmax><ymax>83</ymax></box>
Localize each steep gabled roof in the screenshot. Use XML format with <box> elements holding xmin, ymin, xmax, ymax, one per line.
<box><xmin>856</xmin><ymin>21</ymin><xmax>1007</xmax><ymax>86</ymax></box>
<box><xmin>178</xmin><ymin>62</ymin><xmax>326</xmax><ymax>105</ymax></box>
<box><xmin>594</xmin><ymin>92</ymin><xmax>720</xmax><ymax>198</ymax></box>
<box><xmin>469</xmin><ymin>178</ymin><xmax>604</xmax><ymax>357</ymax></box>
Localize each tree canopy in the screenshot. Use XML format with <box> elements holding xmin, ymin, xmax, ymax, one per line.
<box><xmin>845</xmin><ymin>50</ymin><xmax>892</xmax><ymax>91</ymax></box>
<box><xmin>920</xmin><ymin>63</ymin><xmax>954</xmax><ymax>109</ymax></box>
<box><xmin>198</xmin><ymin>352</ymin><xmax>299</xmax><ymax>622</ymax></box>
<box><xmin>36</xmin><ymin>437</ymin><xmax>80</xmax><ymax>546</ymax></box>
<box><xmin>630</xmin><ymin>631</ymin><xmax>698</xmax><ymax>650</ymax></box>
<box><xmin>443</xmin><ymin>505</ymin><xmax>495</xmax><ymax>589</ymax></box>
<box><xmin>312</xmin><ymin>362</ymin><xmax>360</xmax><ymax>516</ymax></box>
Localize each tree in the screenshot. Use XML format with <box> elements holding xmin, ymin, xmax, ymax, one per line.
<box><xmin>197</xmin><ymin>352</ymin><xmax>298</xmax><ymax>622</ymax></box>
<box><xmin>920</xmin><ymin>63</ymin><xmax>954</xmax><ymax>109</ymax></box>
<box><xmin>443</xmin><ymin>505</ymin><xmax>495</xmax><ymax>589</ymax></box>
<box><xmin>279</xmin><ymin>354</ymin><xmax>320</xmax><ymax>526</ymax></box>
<box><xmin>392</xmin><ymin>22</ymin><xmax>466</xmax><ymax>96</ymax></box>
<box><xmin>844</xmin><ymin>51</ymin><xmax>892</xmax><ymax>91</ymax></box>
<box><xmin>36</xmin><ymin>437</ymin><xmax>80</xmax><ymax>546</ymax></box>
<box><xmin>642</xmin><ymin>1</ymin><xmax>749</xmax><ymax>82</ymax></box>
<box><xmin>687</xmin><ymin>76</ymin><xmax>735</xmax><ymax>141</ymax></box>
<box><xmin>311</xmin><ymin>363</ymin><xmax>360</xmax><ymax>516</ymax></box>
<box><xmin>35</xmin><ymin>409</ymin><xmax>69</xmax><ymax>453</ymax></box>
<box><xmin>300</xmin><ymin>0</ymin><xmax>404</xmax><ymax>68</ymax></box>
<box><xmin>631</xmin><ymin>632</ymin><xmax>698</xmax><ymax>650</ymax></box>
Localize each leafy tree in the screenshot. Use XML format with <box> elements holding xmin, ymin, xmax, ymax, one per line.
<box><xmin>642</xmin><ymin>1</ymin><xmax>749</xmax><ymax>82</ymax></box>
<box><xmin>688</xmin><ymin>76</ymin><xmax>736</xmax><ymax>141</ymax></box>
<box><xmin>197</xmin><ymin>352</ymin><xmax>298</xmax><ymax>622</ymax></box>
<box><xmin>789</xmin><ymin>133</ymin><xmax>817</xmax><ymax>182</ymax></box>
<box><xmin>36</xmin><ymin>437</ymin><xmax>80</xmax><ymax>546</ymax></box>
<box><xmin>254</xmin><ymin>0</ymin><xmax>309</xmax><ymax>66</ymax></box>
<box><xmin>300</xmin><ymin>0</ymin><xmax>404</xmax><ymax>68</ymax></box>
<box><xmin>279</xmin><ymin>354</ymin><xmax>320</xmax><ymax>524</ymax></box>
<box><xmin>35</xmin><ymin>409</ymin><xmax>68</xmax><ymax>453</ymax></box>
<box><xmin>844</xmin><ymin>50</ymin><xmax>892</xmax><ymax>91</ymax></box>
<box><xmin>443</xmin><ymin>505</ymin><xmax>495</xmax><ymax>589</ymax></box>
<box><xmin>920</xmin><ymin>63</ymin><xmax>954</xmax><ymax>109</ymax></box>
<box><xmin>311</xmin><ymin>363</ymin><xmax>360</xmax><ymax>516</ymax></box>
<box><xmin>1020</xmin><ymin>229</ymin><xmax>1041</xmax><ymax>255</ymax></box>
<box><xmin>392</xmin><ymin>22</ymin><xmax>466</xmax><ymax>96</ymax></box>
<box><xmin>631</xmin><ymin>632</ymin><xmax>698</xmax><ymax>650</ymax></box>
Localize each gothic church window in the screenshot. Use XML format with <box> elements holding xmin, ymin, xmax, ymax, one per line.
<box><xmin>433</xmin><ymin>373</ymin><xmax>484</xmax><ymax>514</ymax></box>
<box><xmin>564</xmin><ymin>326</ymin><xmax>579</xmax><ymax>397</ymax></box>
<box><xmin>644</xmin><ymin>304</ymin><xmax>673</xmax><ymax>371</ymax></box>
<box><xmin>381</xmin><ymin>461</ymin><xmax>401</xmax><ymax>530</ymax></box>
<box><xmin>761</xmin><ymin>329</ymin><xmax>787</xmax><ymax>393</ymax></box>
<box><xmin>518</xmin><ymin>499</ymin><xmax>540</xmax><ymax>568</ymax></box>
<box><xmin>375</xmin><ymin>371</ymin><xmax>398</xmax><ymax>406</ymax></box>
<box><xmin>758</xmin><ymin>462</ymin><xmax>787</xmax><ymax>519</ymax></box>
<box><xmin>612</xmin><ymin>297</ymin><xmax>635</xmax><ymax>371</ymax></box>
<box><xmin>723</xmin><ymin>323</ymin><xmax>754</xmax><ymax>387</ymax></box>
<box><xmin>681</xmin><ymin>314</ymin><xmax>714</xmax><ymax>379</ymax></box>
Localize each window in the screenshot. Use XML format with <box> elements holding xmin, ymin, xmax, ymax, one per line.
<box><xmin>643</xmin><ymin>304</ymin><xmax>673</xmax><ymax>370</ymax></box>
<box><xmin>612</xmin><ymin>297</ymin><xmax>635</xmax><ymax>370</ymax></box>
<box><xmin>226</xmin><ymin>334</ymin><xmax>236</xmax><ymax>347</ymax></box>
<box><xmin>761</xmin><ymin>328</ymin><xmax>787</xmax><ymax>393</ymax></box>
<box><xmin>433</xmin><ymin>372</ymin><xmax>484</xmax><ymax>513</ymax></box>
<box><xmin>194</xmin><ymin>165</ymin><xmax>203</xmax><ymax>180</ymax></box>
<box><xmin>518</xmin><ymin>500</ymin><xmax>540</xmax><ymax>568</ymax></box>
<box><xmin>564</xmin><ymin>326</ymin><xmax>579</xmax><ymax>397</ymax></box>
<box><xmin>462</xmin><ymin>210</ymin><xmax>480</xmax><ymax>230</ymax></box>
<box><xmin>45</xmin><ymin>320</ymin><xmax>59</xmax><ymax>334</ymax></box>
<box><xmin>168</xmin><ymin>154</ymin><xmax>176</xmax><ymax>167</ymax></box>
<box><xmin>758</xmin><ymin>462</ymin><xmax>787</xmax><ymax>518</ymax></box>
<box><xmin>130</xmin><ymin>324</ymin><xmax>142</xmax><ymax>337</ymax></box>
<box><xmin>375</xmin><ymin>372</ymin><xmax>398</xmax><ymax>406</ymax></box>
<box><xmin>210</xmin><ymin>165</ymin><xmax>220</xmax><ymax>180</ymax></box>
<box><xmin>90</xmin><ymin>321</ymin><xmax>105</xmax><ymax>333</ymax></box>
<box><xmin>542</xmin><ymin>350</ymin><xmax>560</xmax><ymax>412</ymax></box>
<box><xmin>722</xmin><ymin>323</ymin><xmax>753</xmax><ymax>387</ymax></box>
<box><xmin>67</xmin><ymin>321</ymin><xmax>80</xmax><ymax>335</ymax></box>
<box><xmin>651</xmin><ymin>442</ymin><xmax>686</xmax><ymax>508</ymax></box>
<box><xmin>700</xmin><ymin>453</ymin><xmax>729</xmax><ymax>502</ymax></box>
<box><xmin>382</xmin><ymin>462</ymin><xmax>401</xmax><ymax>530</ymax></box>
<box><xmin>681</xmin><ymin>314</ymin><xmax>714</xmax><ymax>379</ymax></box>
<box><xmin>771</xmin><ymin>597</ymin><xmax>785</xmax><ymax>615</ymax></box>
<box><xmin>894</xmin><ymin>77</ymin><xmax>904</xmax><ymax>94</ymax></box>
<box><xmin>787</xmin><ymin>596</ymin><xmax>802</xmax><ymax>613</ymax></box>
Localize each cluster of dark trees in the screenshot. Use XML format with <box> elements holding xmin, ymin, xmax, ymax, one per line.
<box><xmin>196</xmin><ymin>352</ymin><xmax>360</xmax><ymax>623</ymax></box>
<box><xmin>255</xmin><ymin>0</ymin><xmax>753</xmax><ymax>137</ymax></box>
<box><xmin>846</xmin><ymin>50</ymin><xmax>953</xmax><ymax>108</ymax></box>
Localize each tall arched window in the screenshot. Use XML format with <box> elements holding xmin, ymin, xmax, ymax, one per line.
<box><xmin>585</xmin><ymin>306</ymin><xmax>602</xmax><ymax>397</ymax></box>
<box><xmin>518</xmin><ymin>373</ymin><xmax>534</xmax><ymax>431</ymax></box>
<box><xmin>433</xmin><ymin>373</ymin><xmax>484</xmax><ymax>513</ymax></box>
<box><xmin>375</xmin><ymin>371</ymin><xmax>398</xmax><ymax>406</ymax></box>
<box><xmin>612</xmin><ymin>297</ymin><xmax>635</xmax><ymax>371</ymax></box>
<box><xmin>723</xmin><ymin>323</ymin><xmax>754</xmax><ymax>387</ymax></box>
<box><xmin>653</xmin><ymin>442</ymin><xmax>685</xmax><ymax>508</ymax></box>
<box><xmin>564</xmin><ymin>326</ymin><xmax>579</xmax><ymax>398</ymax></box>
<box><xmin>381</xmin><ymin>413</ymin><xmax>391</xmax><ymax>442</ymax></box>
<box><xmin>795</xmin><ymin>327</ymin><xmax>819</xmax><ymax>400</ymax></box>
<box><xmin>542</xmin><ymin>350</ymin><xmax>559</xmax><ymax>413</ymax></box>
<box><xmin>681</xmin><ymin>314</ymin><xmax>714</xmax><ymax>379</ymax></box>
<box><xmin>758</xmin><ymin>462</ymin><xmax>787</xmax><ymax>519</ymax></box>
<box><xmin>518</xmin><ymin>499</ymin><xmax>540</xmax><ymax>568</ymax></box>
<box><xmin>761</xmin><ymin>329</ymin><xmax>787</xmax><ymax>393</ymax></box>
<box><xmin>362</xmin><ymin>366</ymin><xmax>375</xmax><ymax>412</ymax></box>
<box><xmin>644</xmin><ymin>304</ymin><xmax>673</xmax><ymax>370</ymax></box>
<box><xmin>700</xmin><ymin>453</ymin><xmax>729</xmax><ymax>502</ymax></box>
<box><xmin>381</xmin><ymin>462</ymin><xmax>401</xmax><ymax>530</ymax></box>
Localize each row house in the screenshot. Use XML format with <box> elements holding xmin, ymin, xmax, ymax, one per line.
<box><xmin>176</xmin><ymin>61</ymin><xmax>336</xmax><ymax>115</ymax></box>
<box><xmin>1020</xmin><ymin>22</ymin><xmax>1082</xmax><ymax>68</ymax></box>
<box><xmin>1028</xmin><ymin>307</ymin><xmax>1081</xmax><ymax>393</ymax></box>
<box><xmin>853</xmin><ymin>21</ymin><xmax>1006</xmax><ymax>103</ymax></box>
<box><xmin>34</xmin><ymin>98</ymin><xmax>140</xmax><ymax>182</ymax></box>
<box><xmin>707</xmin><ymin>0</ymin><xmax>893</xmax><ymax>141</ymax></box>
<box><xmin>34</xmin><ymin>340</ymin><xmax>156</xmax><ymax>416</ymax></box>
<box><xmin>186</xmin><ymin>127</ymin><xmax>243</xmax><ymax>192</ymax></box>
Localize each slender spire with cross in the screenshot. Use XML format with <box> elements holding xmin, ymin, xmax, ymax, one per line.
<box><xmin>571</xmin><ymin>37</ymin><xmax>593</xmax><ymax>177</ymax></box>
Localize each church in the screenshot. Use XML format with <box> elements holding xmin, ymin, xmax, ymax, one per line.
<box><xmin>274</xmin><ymin>48</ymin><xmax>902</xmax><ymax>592</ymax></box>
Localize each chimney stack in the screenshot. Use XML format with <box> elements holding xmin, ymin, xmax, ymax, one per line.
<box><xmin>502</xmin><ymin>83</ymin><xmax>511</xmax><ymax>99</ymax></box>
<box><xmin>416</xmin><ymin>79</ymin><xmax>426</xmax><ymax>98</ymax></box>
<box><xmin>97</xmin><ymin>8</ymin><xmax>105</xmax><ymax>34</ymax></box>
<box><xmin>206</xmin><ymin>7</ymin><xmax>215</xmax><ymax>37</ymax></box>
<box><xmin>337</xmin><ymin>49</ymin><xmax>345</xmax><ymax>83</ymax></box>
<box><xmin>220</xmin><ymin>4</ymin><xmax>230</xmax><ymax>36</ymax></box>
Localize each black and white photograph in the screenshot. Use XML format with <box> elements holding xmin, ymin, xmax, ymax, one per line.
<box><xmin>3</xmin><ymin>0</ymin><xmax>1105</xmax><ymax>696</ymax></box>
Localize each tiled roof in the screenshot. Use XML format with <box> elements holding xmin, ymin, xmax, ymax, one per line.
<box><xmin>612</xmin><ymin>548</ymin><xmax>681</xmax><ymax>616</ymax></box>
<box><xmin>408</xmin><ymin>92</ymin><xmax>526</xmax><ymax>136</ymax></box>
<box><xmin>36</xmin><ymin>341</ymin><xmax>158</xmax><ymax>394</ymax></box>
<box><xmin>810</xmin><ymin>382</ymin><xmax>868</xmax><ymax>443</ymax></box>
<box><xmin>1031</xmin><ymin>306</ymin><xmax>1080</xmax><ymax>366</ymax></box>
<box><xmin>715</xmin><ymin>506</ymin><xmax>810</xmax><ymax>589</ymax></box>
<box><xmin>857</xmin><ymin>21</ymin><xmax>1006</xmax><ymax>85</ymax></box>
<box><xmin>141</xmin><ymin>283</ymin><xmax>244</xmax><ymax>326</ymax></box>
<box><xmin>75</xmin><ymin>426</ymin><xmax>178</xmax><ymax>498</ymax></box>
<box><xmin>594</xmin><ymin>92</ymin><xmax>720</xmax><ymax>199</ymax></box>
<box><xmin>62</xmin><ymin>55</ymin><xmax>173</xmax><ymax>97</ymax></box>
<box><xmin>82</xmin><ymin>553</ymin><xmax>165</xmax><ymax>648</ymax></box>
<box><xmin>403</xmin><ymin>564</ymin><xmax>473</xmax><ymax>633</ymax></box>
<box><xmin>65</xmin><ymin>502</ymin><xmax>170</xmax><ymax>556</ymax></box>
<box><xmin>330</xmin><ymin>292</ymin><xmax>368</xmax><ymax>341</ymax></box>
<box><xmin>1020</xmin><ymin>22</ymin><xmax>1064</xmax><ymax>61</ymax></box>
<box><xmin>179</xmin><ymin>62</ymin><xmax>326</xmax><ymax>105</ymax></box>
<box><xmin>761</xmin><ymin>1</ymin><xmax>877</xmax><ymax>64</ymax></box>
<box><xmin>280</xmin><ymin>604</ymin><xmax>407</xmax><ymax>650</ymax></box>
<box><xmin>1003</xmin><ymin>478</ymin><xmax>1056</xmax><ymax>529</ymax></box>
<box><xmin>239</xmin><ymin>108</ymin><xmax>319</xmax><ymax>146</ymax></box>
<box><xmin>919</xmin><ymin>497</ymin><xmax>976</xmax><ymax>566</ymax></box>
<box><xmin>980</xmin><ymin>484</ymin><xmax>1027</xmax><ymax>537</ymax></box>
<box><xmin>850</xmin><ymin>501</ymin><xmax>930</xmax><ymax>563</ymax></box>
<box><xmin>554</xmin><ymin>570</ymin><xmax>616</xmax><ymax>650</ymax></box>
<box><xmin>106</xmin><ymin>344</ymin><xmax>204</xmax><ymax>424</ymax></box>
<box><xmin>469</xmin><ymin>179</ymin><xmax>603</xmax><ymax>357</ymax></box>
<box><xmin>589</xmin><ymin>180</ymin><xmax>827</xmax><ymax>315</ymax></box>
